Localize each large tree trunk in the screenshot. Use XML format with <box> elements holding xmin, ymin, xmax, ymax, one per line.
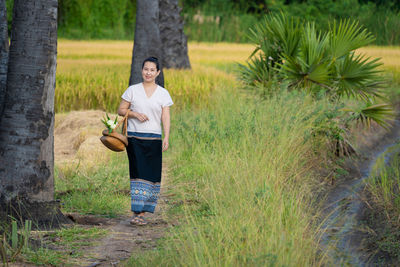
<box><xmin>0</xmin><ymin>0</ymin><xmax>8</xmax><ymax>119</ymax></box>
<box><xmin>129</xmin><ymin>0</ymin><xmax>164</xmax><ymax>87</ymax></box>
<box><xmin>0</xmin><ymin>0</ymin><xmax>66</xmax><ymax>226</ymax></box>
<box><xmin>159</xmin><ymin>0</ymin><xmax>191</xmax><ymax>69</ymax></box>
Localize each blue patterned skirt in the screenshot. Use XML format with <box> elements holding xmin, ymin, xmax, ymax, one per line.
<box><xmin>126</xmin><ymin>132</ymin><xmax>162</xmax><ymax>213</ymax></box>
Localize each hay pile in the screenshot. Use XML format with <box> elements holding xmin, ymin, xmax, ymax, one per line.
<box><xmin>54</xmin><ymin>110</ymin><xmax>118</xmax><ymax>166</ymax></box>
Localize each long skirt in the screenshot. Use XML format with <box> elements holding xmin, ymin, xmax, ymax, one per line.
<box><xmin>126</xmin><ymin>132</ymin><xmax>162</xmax><ymax>213</ymax></box>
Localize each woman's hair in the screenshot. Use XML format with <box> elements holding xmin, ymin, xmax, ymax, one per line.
<box><xmin>142</xmin><ymin>56</ymin><xmax>160</xmax><ymax>71</ymax></box>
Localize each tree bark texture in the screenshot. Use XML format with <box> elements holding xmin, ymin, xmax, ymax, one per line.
<box><xmin>0</xmin><ymin>0</ymin><xmax>57</xmax><ymax>205</ymax></box>
<box><xmin>0</xmin><ymin>0</ymin><xmax>8</xmax><ymax>120</ymax></box>
<box><xmin>159</xmin><ymin>0</ymin><xmax>191</xmax><ymax>69</ymax></box>
<box><xmin>129</xmin><ymin>0</ymin><xmax>164</xmax><ymax>87</ymax></box>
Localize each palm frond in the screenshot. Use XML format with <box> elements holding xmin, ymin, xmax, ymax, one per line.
<box><xmin>237</xmin><ymin>54</ymin><xmax>272</xmax><ymax>87</ymax></box>
<box><xmin>247</xmin><ymin>17</ymin><xmax>281</xmax><ymax>63</ymax></box>
<box><xmin>301</xmin><ymin>23</ymin><xmax>330</xmax><ymax>66</ymax></box>
<box><xmin>329</xmin><ymin>19</ymin><xmax>375</xmax><ymax>60</ymax></box>
<box><xmin>342</xmin><ymin>102</ymin><xmax>395</xmax><ymax>130</ymax></box>
<box><xmin>279</xmin><ymin>23</ymin><xmax>331</xmax><ymax>89</ymax></box>
<box><xmin>263</xmin><ymin>12</ymin><xmax>303</xmax><ymax>58</ymax></box>
<box><xmin>334</xmin><ymin>53</ymin><xmax>384</xmax><ymax>100</ymax></box>
<box><xmin>247</xmin><ymin>12</ymin><xmax>302</xmax><ymax>63</ymax></box>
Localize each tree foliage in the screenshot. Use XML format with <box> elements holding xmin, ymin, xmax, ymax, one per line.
<box><xmin>57</xmin><ymin>0</ymin><xmax>136</xmax><ymax>39</ymax></box>
<box><xmin>5</xmin><ymin>0</ymin><xmax>398</xmax><ymax>43</ymax></box>
<box><xmin>182</xmin><ymin>0</ymin><xmax>400</xmax><ymax>44</ymax></box>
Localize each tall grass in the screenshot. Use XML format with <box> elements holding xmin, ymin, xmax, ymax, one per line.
<box><xmin>367</xmin><ymin>154</ymin><xmax>400</xmax><ymax>226</ymax></box>
<box><xmin>363</xmin><ymin>152</ymin><xmax>400</xmax><ymax>259</ymax></box>
<box><xmin>126</xmin><ymin>87</ymin><xmax>329</xmax><ymax>266</ymax></box>
<box><xmin>358</xmin><ymin>9</ymin><xmax>400</xmax><ymax>46</ymax></box>
<box><xmin>183</xmin><ymin>12</ymin><xmax>258</xmax><ymax>43</ymax></box>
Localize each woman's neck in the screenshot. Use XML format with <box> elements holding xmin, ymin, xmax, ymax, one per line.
<box><xmin>142</xmin><ymin>81</ymin><xmax>156</xmax><ymax>88</ymax></box>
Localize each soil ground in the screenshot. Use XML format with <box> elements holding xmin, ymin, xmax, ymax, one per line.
<box><xmin>69</xmin><ymin>197</ymin><xmax>170</xmax><ymax>266</ymax></box>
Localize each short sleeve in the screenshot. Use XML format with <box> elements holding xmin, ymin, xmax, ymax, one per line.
<box><xmin>162</xmin><ymin>90</ymin><xmax>174</xmax><ymax>107</ymax></box>
<box><xmin>121</xmin><ymin>86</ymin><xmax>134</xmax><ymax>102</ymax></box>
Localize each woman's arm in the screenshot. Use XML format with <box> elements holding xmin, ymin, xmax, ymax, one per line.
<box><xmin>117</xmin><ymin>99</ymin><xmax>130</xmax><ymax>116</ymax></box>
<box><xmin>161</xmin><ymin>106</ymin><xmax>170</xmax><ymax>152</ymax></box>
<box><xmin>117</xmin><ymin>99</ymin><xmax>148</xmax><ymax>122</ymax></box>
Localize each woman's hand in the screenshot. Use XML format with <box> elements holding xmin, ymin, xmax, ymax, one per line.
<box><xmin>133</xmin><ymin>112</ymin><xmax>149</xmax><ymax>122</ymax></box>
<box><xmin>162</xmin><ymin>138</ymin><xmax>169</xmax><ymax>152</ymax></box>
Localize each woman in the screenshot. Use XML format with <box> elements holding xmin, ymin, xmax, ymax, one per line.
<box><xmin>118</xmin><ymin>57</ymin><xmax>173</xmax><ymax>225</ymax></box>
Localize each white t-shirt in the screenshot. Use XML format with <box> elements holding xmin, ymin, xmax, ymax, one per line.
<box><xmin>121</xmin><ymin>83</ymin><xmax>173</xmax><ymax>135</ymax></box>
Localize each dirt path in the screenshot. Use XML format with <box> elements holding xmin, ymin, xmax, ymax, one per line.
<box><xmin>85</xmin><ymin>215</ymin><xmax>166</xmax><ymax>266</ymax></box>
<box><xmin>70</xmin><ymin>163</ymin><xmax>172</xmax><ymax>267</ymax></box>
<box><xmin>51</xmin><ymin>111</ymin><xmax>173</xmax><ymax>266</ymax></box>
<box><xmin>76</xmin><ymin>201</ymin><xmax>169</xmax><ymax>266</ymax></box>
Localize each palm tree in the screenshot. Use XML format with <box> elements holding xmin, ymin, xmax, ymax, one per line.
<box><xmin>129</xmin><ymin>0</ymin><xmax>191</xmax><ymax>87</ymax></box>
<box><xmin>0</xmin><ymin>0</ymin><xmax>66</xmax><ymax>225</ymax></box>
<box><xmin>159</xmin><ymin>0</ymin><xmax>191</xmax><ymax>69</ymax></box>
<box><xmin>129</xmin><ymin>0</ymin><xmax>164</xmax><ymax>86</ymax></box>
<box><xmin>0</xmin><ymin>0</ymin><xmax>8</xmax><ymax>117</ymax></box>
<box><xmin>238</xmin><ymin>13</ymin><xmax>395</xmax><ymax>156</ymax></box>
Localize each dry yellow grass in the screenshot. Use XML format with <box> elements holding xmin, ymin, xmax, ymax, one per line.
<box><xmin>57</xmin><ymin>41</ymin><xmax>400</xmax><ymax>70</ymax></box>
<box><xmin>359</xmin><ymin>46</ymin><xmax>400</xmax><ymax>70</ymax></box>
<box><xmin>358</xmin><ymin>46</ymin><xmax>400</xmax><ymax>84</ymax></box>
<box><xmin>58</xmin><ymin>39</ymin><xmax>133</xmax><ymax>59</ymax></box>
<box><xmin>56</xmin><ymin>41</ymin><xmax>247</xmax><ymax>113</ymax></box>
<box><xmin>188</xmin><ymin>42</ymin><xmax>254</xmax><ymax>66</ymax></box>
<box><xmin>58</xmin><ymin>40</ymin><xmax>254</xmax><ymax>64</ymax></box>
<box><xmin>54</xmin><ymin>110</ymin><xmax>113</xmax><ymax>167</ymax></box>
<box><xmin>56</xmin><ymin>41</ymin><xmax>400</xmax><ymax>110</ymax></box>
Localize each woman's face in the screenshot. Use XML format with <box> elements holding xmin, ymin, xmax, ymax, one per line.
<box><xmin>142</xmin><ymin>61</ymin><xmax>160</xmax><ymax>83</ymax></box>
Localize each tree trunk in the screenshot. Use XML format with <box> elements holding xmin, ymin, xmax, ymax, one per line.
<box><xmin>0</xmin><ymin>0</ymin><xmax>8</xmax><ymax>119</ymax></box>
<box><xmin>0</xmin><ymin>0</ymin><xmax>66</xmax><ymax>226</ymax></box>
<box><xmin>159</xmin><ymin>0</ymin><xmax>191</xmax><ymax>69</ymax></box>
<box><xmin>129</xmin><ymin>0</ymin><xmax>164</xmax><ymax>87</ymax></box>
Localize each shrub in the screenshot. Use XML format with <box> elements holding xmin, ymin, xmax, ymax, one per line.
<box><xmin>238</xmin><ymin>13</ymin><xmax>395</xmax><ymax>155</ymax></box>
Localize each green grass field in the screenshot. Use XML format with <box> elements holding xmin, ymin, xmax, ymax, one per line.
<box><xmin>50</xmin><ymin>41</ymin><xmax>400</xmax><ymax>266</ymax></box>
